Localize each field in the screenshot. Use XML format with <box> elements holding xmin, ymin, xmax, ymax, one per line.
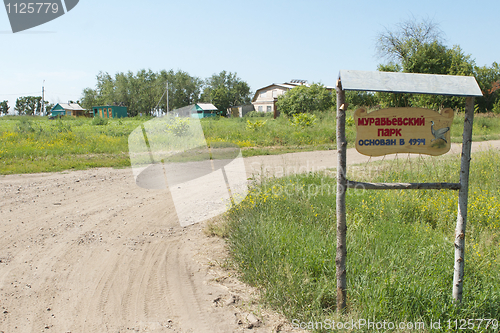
<box><xmin>1</xmin><ymin>112</ymin><xmax>500</xmax><ymax>174</ymax></box>
<box><xmin>217</xmin><ymin>149</ymin><xmax>500</xmax><ymax>332</ymax></box>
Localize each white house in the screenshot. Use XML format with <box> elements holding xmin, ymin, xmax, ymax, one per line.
<box><xmin>251</xmin><ymin>80</ymin><xmax>334</xmax><ymax>114</ymax></box>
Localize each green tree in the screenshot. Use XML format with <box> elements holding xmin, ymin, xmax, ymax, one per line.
<box><xmin>375</xmin><ymin>18</ymin><xmax>483</xmax><ymax>111</ymax></box>
<box><xmin>345</xmin><ymin>91</ymin><xmax>378</xmax><ymax>109</ymax></box>
<box><xmin>81</xmin><ymin>69</ymin><xmax>204</xmax><ymax>117</ymax></box>
<box><xmin>474</xmin><ymin>62</ymin><xmax>500</xmax><ymax>112</ymax></box>
<box><xmin>0</xmin><ymin>100</ymin><xmax>9</xmax><ymax>115</ymax></box>
<box><xmin>81</xmin><ymin>87</ymin><xmax>99</xmax><ymax>111</ymax></box>
<box><xmin>157</xmin><ymin>69</ymin><xmax>202</xmax><ymax>112</ymax></box>
<box><xmin>95</xmin><ymin>71</ymin><xmax>116</xmax><ymax>105</ymax></box>
<box><xmin>113</xmin><ymin>72</ymin><xmax>131</xmax><ymax>108</ymax></box>
<box><xmin>81</xmin><ymin>72</ymin><xmax>116</xmax><ymax>112</ymax></box>
<box><xmin>276</xmin><ymin>83</ymin><xmax>334</xmax><ymax>116</ymax></box>
<box><xmin>134</xmin><ymin>69</ymin><xmax>158</xmax><ymax>116</ymax></box>
<box><xmin>14</xmin><ymin>96</ymin><xmax>42</xmax><ymax>115</ymax></box>
<box><xmin>202</xmin><ymin>71</ymin><xmax>251</xmax><ymax>116</ymax></box>
<box><xmin>403</xmin><ymin>41</ymin><xmax>451</xmax><ymax>75</ymax></box>
<box><xmin>44</xmin><ymin>101</ymin><xmax>54</xmax><ymax>115</ymax></box>
<box><xmin>377</xmin><ymin>17</ymin><xmax>443</xmax><ymax>67</ymax></box>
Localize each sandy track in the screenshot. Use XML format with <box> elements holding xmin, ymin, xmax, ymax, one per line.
<box><xmin>0</xmin><ymin>166</ymin><xmax>293</xmax><ymax>333</ymax></box>
<box><xmin>1</xmin><ymin>141</ymin><xmax>499</xmax><ymax>333</ymax></box>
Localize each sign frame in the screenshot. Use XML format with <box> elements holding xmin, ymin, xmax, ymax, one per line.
<box><xmin>335</xmin><ymin>70</ymin><xmax>483</xmax><ymax>313</ymax></box>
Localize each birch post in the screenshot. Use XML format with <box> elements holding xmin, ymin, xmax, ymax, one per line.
<box><xmin>453</xmin><ymin>96</ymin><xmax>475</xmax><ymax>303</ymax></box>
<box><xmin>335</xmin><ymin>79</ymin><xmax>347</xmax><ymax>312</ymax></box>
<box><xmin>347</xmin><ymin>180</ymin><xmax>461</xmax><ymax>190</ymax></box>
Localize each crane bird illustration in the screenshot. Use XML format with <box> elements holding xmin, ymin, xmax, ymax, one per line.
<box><xmin>430</xmin><ymin>121</ymin><xmax>450</xmax><ymax>143</ymax></box>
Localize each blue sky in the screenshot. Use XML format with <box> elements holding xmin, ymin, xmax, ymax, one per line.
<box><xmin>1</xmin><ymin>0</ymin><xmax>499</xmax><ymax>111</ymax></box>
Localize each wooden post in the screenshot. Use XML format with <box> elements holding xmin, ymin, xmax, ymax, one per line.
<box><xmin>347</xmin><ymin>180</ymin><xmax>461</xmax><ymax>190</ymax></box>
<box><xmin>336</xmin><ymin>79</ymin><xmax>347</xmax><ymax>312</ymax></box>
<box><xmin>453</xmin><ymin>97</ymin><xmax>475</xmax><ymax>303</ymax></box>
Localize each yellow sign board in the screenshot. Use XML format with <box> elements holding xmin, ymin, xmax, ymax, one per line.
<box><xmin>354</xmin><ymin>107</ymin><xmax>454</xmax><ymax>156</ymax></box>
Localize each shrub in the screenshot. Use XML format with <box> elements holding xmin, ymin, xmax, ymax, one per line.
<box><xmin>276</xmin><ymin>83</ymin><xmax>334</xmax><ymax>116</ymax></box>
<box><xmin>55</xmin><ymin>119</ymin><xmax>72</xmax><ymax>133</ymax></box>
<box><xmin>15</xmin><ymin>118</ymin><xmax>36</xmax><ymax>133</ymax></box>
<box><xmin>92</xmin><ymin>117</ymin><xmax>109</xmax><ymax>126</ymax></box>
<box><xmin>246</xmin><ymin>119</ymin><xmax>267</xmax><ymax>131</ymax></box>
<box><xmin>289</xmin><ymin>113</ymin><xmax>317</xmax><ymax>128</ymax></box>
<box><xmin>166</xmin><ymin>117</ymin><xmax>190</xmax><ymax>137</ymax></box>
<box><xmin>493</xmin><ymin>99</ymin><xmax>500</xmax><ymax>114</ymax></box>
<box><xmin>346</xmin><ymin>116</ymin><xmax>354</xmax><ymax>126</ymax></box>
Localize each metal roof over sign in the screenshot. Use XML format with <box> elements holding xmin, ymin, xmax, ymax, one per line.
<box><xmin>339</xmin><ymin>70</ymin><xmax>483</xmax><ymax>97</ymax></box>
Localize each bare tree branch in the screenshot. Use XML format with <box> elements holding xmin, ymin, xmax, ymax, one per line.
<box><xmin>376</xmin><ymin>17</ymin><xmax>444</xmax><ymax>64</ymax></box>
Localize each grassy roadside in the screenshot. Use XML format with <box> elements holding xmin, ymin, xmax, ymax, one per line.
<box><xmin>0</xmin><ymin>116</ymin><xmax>145</xmax><ymax>175</ymax></box>
<box><xmin>1</xmin><ymin>112</ymin><xmax>500</xmax><ymax>175</ymax></box>
<box><xmin>215</xmin><ymin>150</ymin><xmax>500</xmax><ymax>332</ymax></box>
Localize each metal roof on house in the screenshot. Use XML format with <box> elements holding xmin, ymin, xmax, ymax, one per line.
<box><xmin>338</xmin><ymin>70</ymin><xmax>483</xmax><ymax>97</ymax></box>
<box><xmin>57</xmin><ymin>103</ymin><xmax>85</xmax><ymax>111</ymax></box>
<box><xmin>252</xmin><ymin>82</ymin><xmax>336</xmax><ymax>102</ymax></box>
<box><xmin>254</xmin><ymin>83</ymin><xmax>306</xmax><ymax>93</ymax></box>
<box><xmin>251</xmin><ymin>83</ymin><xmax>305</xmax><ymax>102</ymax></box>
<box><xmin>196</xmin><ymin>103</ymin><xmax>218</xmax><ymax>111</ymax></box>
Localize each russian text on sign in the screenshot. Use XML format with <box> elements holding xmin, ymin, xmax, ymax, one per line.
<box><xmin>354</xmin><ymin>107</ymin><xmax>454</xmax><ymax>156</ymax></box>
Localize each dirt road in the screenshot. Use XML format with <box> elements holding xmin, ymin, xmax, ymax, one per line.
<box><xmin>1</xmin><ymin>141</ymin><xmax>499</xmax><ymax>333</ymax></box>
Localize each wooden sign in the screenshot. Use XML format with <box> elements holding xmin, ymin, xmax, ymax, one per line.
<box><xmin>354</xmin><ymin>107</ymin><xmax>454</xmax><ymax>156</ymax></box>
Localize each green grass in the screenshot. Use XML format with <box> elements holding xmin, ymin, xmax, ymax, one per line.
<box><xmin>1</xmin><ymin>112</ymin><xmax>500</xmax><ymax>174</ymax></box>
<box><xmin>219</xmin><ymin>150</ymin><xmax>500</xmax><ymax>332</ymax></box>
<box><xmin>201</xmin><ymin>111</ymin><xmax>341</xmax><ymax>148</ymax></box>
<box><xmin>0</xmin><ymin>115</ymin><xmax>150</xmax><ymax>174</ymax></box>
<box><xmin>451</xmin><ymin>112</ymin><xmax>500</xmax><ymax>142</ymax></box>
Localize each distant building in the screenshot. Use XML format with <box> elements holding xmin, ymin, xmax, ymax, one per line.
<box><xmin>174</xmin><ymin>103</ymin><xmax>219</xmax><ymax>118</ymax></box>
<box><xmin>92</xmin><ymin>106</ymin><xmax>128</xmax><ymax>118</ymax></box>
<box><xmin>230</xmin><ymin>104</ymin><xmax>254</xmax><ymax>117</ymax></box>
<box><xmin>251</xmin><ymin>80</ymin><xmax>334</xmax><ymax>114</ymax></box>
<box><xmin>50</xmin><ymin>103</ymin><xmax>87</xmax><ymax>117</ymax></box>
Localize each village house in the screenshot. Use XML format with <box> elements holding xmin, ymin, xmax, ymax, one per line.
<box><xmin>50</xmin><ymin>103</ymin><xmax>87</xmax><ymax>117</ymax></box>
<box><xmin>251</xmin><ymin>80</ymin><xmax>334</xmax><ymax>114</ymax></box>
<box><xmin>92</xmin><ymin>105</ymin><xmax>128</xmax><ymax>118</ymax></box>
<box><xmin>174</xmin><ymin>103</ymin><xmax>219</xmax><ymax>118</ymax></box>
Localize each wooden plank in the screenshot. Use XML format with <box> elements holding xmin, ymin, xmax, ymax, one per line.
<box><xmin>335</xmin><ymin>79</ymin><xmax>347</xmax><ymax>313</ymax></box>
<box><xmin>347</xmin><ymin>180</ymin><xmax>461</xmax><ymax>190</ymax></box>
<box><xmin>453</xmin><ymin>97</ymin><xmax>475</xmax><ymax>303</ymax></box>
<box><xmin>354</xmin><ymin>107</ymin><xmax>454</xmax><ymax>156</ymax></box>
<box><xmin>339</xmin><ymin>70</ymin><xmax>483</xmax><ymax>97</ymax></box>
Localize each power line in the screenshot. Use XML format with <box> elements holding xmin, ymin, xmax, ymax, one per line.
<box><xmin>0</xmin><ymin>92</ymin><xmax>41</xmax><ymax>96</ymax></box>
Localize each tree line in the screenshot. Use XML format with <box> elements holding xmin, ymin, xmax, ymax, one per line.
<box><xmin>80</xmin><ymin>69</ymin><xmax>251</xmax><ymax>117</ymax></box>
<box><xmin>0</xmin><ymin>97</ymin><xmax>54</xmax><ymax>116</ymax></box>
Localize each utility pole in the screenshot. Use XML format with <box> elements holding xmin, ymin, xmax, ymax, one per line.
<box><xmin>166</xmin><ymin>82</ymin><xmax>169</xmax><ymax>115</ymax></box>
<box><xmin>41</xmin><ymin>80</ymin><xmax>45</xmax><ymax>116</ymax></box>
<box><xmin>155</xmin><ymin>82</ymin><xmax>169</xmax><ymax>117</ymax></box>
